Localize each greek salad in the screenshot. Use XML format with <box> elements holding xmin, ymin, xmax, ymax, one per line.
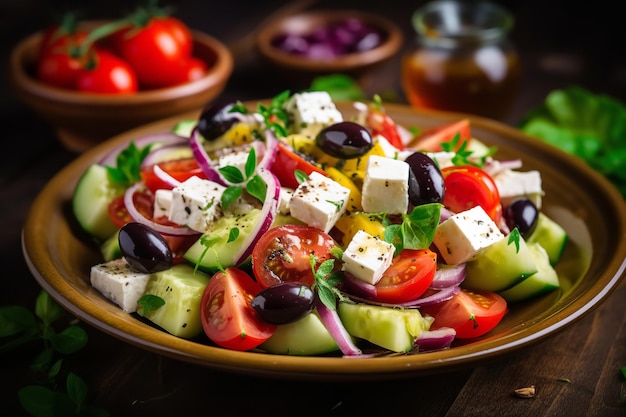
<box><xmin>73</xmin><ymin>90</ymin><xmax>568</xmax><ymax>356</ymax></box>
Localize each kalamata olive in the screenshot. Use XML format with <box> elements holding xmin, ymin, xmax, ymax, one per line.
<box><xmin>197</xmin><ymin>100</ymin><xmax>241</xmax><ymax>141</ymax></box>
<box><xmin>405</xmin><ymin>152</ymin><xmax>445</xmax><ymax>205</ymax></box>
<box><xmin>315</xmin><ymin>121</ymin><xmax>373</xmax><ymax>159</ymax></box>
<box><xmin>251</xmin><ymin>282</ymin><xmax>315</xmax><ymax>325</ymax></box>
<box><xmin>505</xmin><ymin>198</ymin><xmax>539</xmax><ymax>238</ymax></box>
<box><xmin>118</xmin><ymin>222</ymin><xmax>173</xmax><ymax>273</ymax></box>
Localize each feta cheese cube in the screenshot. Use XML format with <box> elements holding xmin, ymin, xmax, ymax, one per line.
<box><xmin>434</xmin><ymin>205</ymin><xmax>505</xmax><ymax>265</ymax></box>
<box><xmin>289</xmin><ymin>171</ymin><xmax>350</xmax><ymax>233</ymax></box>
<box><xmin>90</xmin><ymin>258</ymin><xmax>151</xmax><ymax>313</ymax></box>
<box><xmin>342</xmin><ymin>230</ymin><xmax>395</xmax><ymax>285</ymax></box>
<box><xmin>285</xmin><ymin>91</ymin><xmax>343</xmax><ymax>137</ymax></box>
<box><xmin>153</xmin><ymin>189</ymin><xmax>172</xmax><ymax>219</ymax></box>
<box><xmin>425</xmin><ymin>151</ymin><xmax>456</xmax><ymax>169</ymax></box>
<box><xmin>214</xmin><ymin>147</ymin><xmax>251</xmax><ymax>174</ymax></box>
<box><xmin>168</xmin><ymin>176</ymin><xmax>226</xmax><ymax>233</ymax></box>
<box><xmin>375</xmin><ymin>134</ymin><xmax>413</xmax><ymax>161</ymax></box>
<box><xmin>493</xmin><ymin>169</ymin><xmax>544</xmax><ymax>209</ymax></box>
<box><xmin>361</xmin><ymin>155</ymin><xmax>409</xmax><ymax>214</ymax></box>
<box><xmin>278</xmin><ymin>186</ymin><xmax>294</xmax><ymax>214</ymax></box>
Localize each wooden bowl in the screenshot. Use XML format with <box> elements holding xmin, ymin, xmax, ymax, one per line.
<box><xmin>255</xmin><ymin>10</ymin><xmax>403</xmax><ymax>84</ymax></box>
<box><xmin>9</xmin><ymin>24</ymin><xmax>233</xmax><ymax>153</ymax></box>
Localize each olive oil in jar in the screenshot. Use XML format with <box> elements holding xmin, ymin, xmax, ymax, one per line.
<box><xmin>401</xmin><ymin>1</ymin><xmax>521</xmax><ymax>120</ymax></box>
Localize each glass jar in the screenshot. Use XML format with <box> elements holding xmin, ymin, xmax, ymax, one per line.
<box><xmin>401</xmin><ymin>0</ymin><xmax>521</xmax><ymax>120</ymax></box>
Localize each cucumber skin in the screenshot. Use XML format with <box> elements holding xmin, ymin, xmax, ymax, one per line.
<box><xmin>499</xmin><ymin>243</ymin><xmax>560</xmax><ymax>303</ymax></box>
<box><xmin>338</xmin><ymin>302</ymin><xmax>433</xmax><ymax>353</ymax></box>
<box><xmin>464</xmin><ymin>235</ymin><xmax>538</xmax><ymax>293</ymax></box>
<box><xmin>260</xmin><ymin>311</ymin><xmax>339</xmax><ymax>356</ymax></box>
<box><xmin>138</xmin><ymin>264</ymin><xmax>210</xmax><ymax>339</ymax></box>
<box><xmin>72</xmin><ymin>164</ymin><xmax>124</xmax><ymax>241</ymax></box>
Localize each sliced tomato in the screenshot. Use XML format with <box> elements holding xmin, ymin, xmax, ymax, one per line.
<box><xmin>409</xmin><ymin>119</ymin><xmax>472</xmax><ymax>152</ymax></box>
<box><xmin>372</xmin><ymin>249</ymin><xmax>437</xmax><ymax>303</ymax></box>
<box><xmin>270</xmin><ymin>142</ymin><xmax>327</xmax><ymax>189</ymax></box>
<box><xmin>367</xmin><ymin>107</ymin><xmax>404</xmax><ymax>149</ymax></box>
<box><xmin>140</xmin><ymin>158</ymin><xmax>207</xmax><ymax>193</ymax></box>
<box><xmin>441</xmin><ymin>165</ymin><xmax>502</xmax><ymax>224</ymax></box>
<box><xmin>251</xmin><ymin>224</ymin><xmax>336</xmax><ymax>288</ymax></box>
<box><xmin>200</xmin><ymin>267</ymin><xmax>275</xmax><ymax>351</ymax></box>
<box><xmin>107</xmin><ymin>189</ymin><xmax>196</xmax><ymax>264</ymax></box>
<box><xmin>420</xmin><ymin>289</ymin><xmax>507</xmax><ymax>339</ymax></box>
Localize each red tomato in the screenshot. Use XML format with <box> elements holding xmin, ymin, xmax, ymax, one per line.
<box><xmin>441</xmin><ymin>165</ymin><xmax>502</xmax><ymax>224</ymax></box>
<box><xmin>107</xmin><ymin>190</ymin><xmax>196</xmax><ymax>264</ymax></box>
<box><xmin>76</xmin><ymin>50</ymin><xmax>138</xmax><ymax>94</ymax></box>
<box><xmin>270</xmin><ymin>142</ymin><xmax>327</xmax><ymax>189</ymax></box>
<box><xmin>373</xmin><ymin>249</ymin><xmax>437</xmax><ymax>303</ymax></box>
<box><xmin>251</xmin><ymin>224</ymin><xmax>336</xmax><ymax>288</ymax></box>
<box><xmin>169</xmin><ymin>57</ymin><xmax>208</xmax><ymax>85</ymax></box>
<box><xmin>37</xmin><ymin>52</ymin><xmax>85</xmax><ymax>89</ymax></box>
<box><xmin>200</xmin><ymin>267</ymin><xmax>275</xmax><ymax>351</ymax></box>
<box><xmin>409</xmin><ymin>119</ymin><xmax>472</xmax><ymax>152</ymax></box>
<box><xmin>39</xmin><ymin>27</ymin><xmax>87</xmax><ymax>56</ymax></box>
<box><xmin>420</xmin><ymin>289</ymin><xmax>507</xmax><ymax>338</ymax></box>
<box><xmin>140</xmin><ymin>158</ymin><xmax>207</xmax><ymax>193</ymax></box>
<box><xmin>112</xmin><ymin>17</ymin><xmax>193</xmax><ymax>88</ymax></box>
<box><xmin>367</xmin><ymin>107</ymin><xmax>404</xmax><ymax>149</ymax></box>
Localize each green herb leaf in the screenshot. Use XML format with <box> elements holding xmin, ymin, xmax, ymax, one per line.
<box><xmin>105</xmin><ymin>141</ymin><xmax>152</xmax><ymax>187</ymax></box>
<box><xmin>0</xmin><ymin>305</ymin><xmax>37</xmax><ymax>337</ymax></box>
<box><xmin>310</xmin><ymin>256</ymin><xmax>344</xmax><ymax>311</ymax></box>
<box><xmin>219</xmin><ymin>166</ymin><xmax>245</xmax><ymax>184</ymax></box>
<box><xmin>508</xmin><ymin>228</ymin><xmax>521</xmax><ymax>253</ymax></box>
<box><xmin>309</xmin><ymin>74</ymin><xmax>366</xmax><ymax>101</ymax></box>
<box><xmin>294</xmin><ymin>169</ymin><xmax>309</xmax><ymax>184</ymax></box>
<box><xmin>51</xmin><ymin>325</ymin><xmax>88</xmax><ymax>355</ymax></box>
<box><xmin>245</xmin><ymin>146</ymin><xmax>257</xmax><ymax>179</ymax></box>
<box><xmin>227</xmin><ymin>227</ymin><xmax>239</xmax><ymax>243</ymax></box>
<box><xmin>137</xmin><ymin>294</ymin><xmax>165</xmax><ymax>315</ymax></box>
<box><xmin>384</xmin><ymin>203</ymin><xmax>441</xmax><ymax>252</ymax></box>
<box><xmin>256</xmin><ymin>90</ymin><xmax>292</xmax><ymax>137</ymax></box>
<box><xmin>221</xmin><ymin>186</ymin><xmax>242</xmax><ymax>210</ymax></box>
<box><xmin>246</xmin><ymin>174</ymin><xmax>267</xmax><ymax>203</ymax></box>
<box><xmin>195</xmin><ymin>234</ymin><xmax>222</xmax><ymax>273</ymax></box>
<box><xmin>35</xmin><ymin>290</ymin><xmax>64</xmax><ymax>327</ymax></box>
<box><xmin>66</xmin><ymin>372</ymin><xmax>88</xmax><ymax>408</ymax></box>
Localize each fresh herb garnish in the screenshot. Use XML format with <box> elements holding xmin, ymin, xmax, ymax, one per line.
<box><xmin>194</xmin><ymin>234</ymin><xmax>222</xmax><ymax>273</ymax></box>
<box><xmin>508</xmin><ymin>228</ymin><xmax>521</xmax><ymax>253</ymax></box>
<box><xmin>380</xmin><ymin>203</ymin><xmax>441</xmax><ymax>253</ymax></box>
<box><xmin>105</xmin><ymin>141</ymin><xmax>152</xmax><ymax>186</ymax></box>
<box><xmin>294</xmin><ymin>169</ymin><xmax>309</xmax><ymax>184</ymax></box>
<box><xmin>310</xmin><ymin>256</ymin><xmax>344</xmax><ymax>311</ymax></box>
<box><xmin>256</xmin><ymin>90</ymin><xmax>291</xmax><ymax>138</ymax></box>
<box><xmin>136</xmin><ymin>294</ymin><xmax>165</xmax><ymax>315</ymax></box>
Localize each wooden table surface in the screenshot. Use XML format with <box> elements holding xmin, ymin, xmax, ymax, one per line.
<box><xmin>2</xmin><ymin>1</ymin><xmax>625</xmax><ymax>416</ymax></box>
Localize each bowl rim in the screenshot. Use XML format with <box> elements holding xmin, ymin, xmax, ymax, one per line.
<box><xmin>255</xmin><ymin>9</ymin><xmax>404</xmax><ymax>72</ymax></box>
<box><xmin>9</xmin><ymin>24</ymin><xmax>234</xmax><ymax>105</ymax></box>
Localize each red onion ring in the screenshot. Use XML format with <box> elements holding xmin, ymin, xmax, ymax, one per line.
<box><xmin>152</xmin><ymin>165</ymin><xmax>181</xmax><ymax>188</ymax></box>
<box><xmin>123</xmin><ymin>182</ymin><xmax>201</xmax><ymax>237</ymax></box>
<box><xmin>140</xmin><ymin>142</ymin><xmax>194</xmax><ymax>170</ymax></box>
<box><xmin>189</xmin><ymin>127</ymin><xmax>225</xmax><ymax>185</ymax></box>
<box><xmin>341</xmin><ymin>284</ymin><xmax>460</xmax><ymax>309</ymax></box>
<box><xmin>430</xmin><ymin>263</ymin><xmax>466</xmax><ymax>289</ymax></box>
<box><xmin>415</xmin><ymin>327</ymin><xmax>456</xmax><ymax>352</ymax></box>
<box><xmin>100</xmin><ymin>133</ymin><xmax>189</xmax><ymax>167</ymax></box>
<box><xmin>315</xmin><ymin>296</ymin><xmax>362</xmax><ymax>357</ymax></box>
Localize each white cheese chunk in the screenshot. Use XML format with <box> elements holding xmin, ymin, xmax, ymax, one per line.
<box><xmin>361</xmin><ymin>155</ymin><xmax>409</xmax><ymax>214</ymax></box>
<box><xmin>90</xmin><ymin>258</ymin><xmax>151</xmax><ymax>313</ymax></box>
<box><xmin>214</xmin><ymin>148</ymin><xmax>251</xmax><ymax>174</ymax></box>
<box><xmin>342</xmin><ymin>230</ymin><xmax>395</xmax><ymax>285</ymax></box>
<box><xmin>375</xmin><ymin>134</ymin><xmax>414</xmax><ymax>161</ymax></box>
<box><xmin>285</xmin><ymin>91</ymin><xmax>343</xmax><ymax>137</ymax></box>
<box><xmin>278</xmin><ymin>186</ymin><xmax>295</xmax><ymax>214</ymax></box>
<box><xmin>493</xmin><ymin>169</ymin><xmax>544</xmax><ymax>209</ymax></box>
<box><xmin>168</xmin><ymin>176</ymin><xmax>226</xmax><ymax>233</ymax></box>
<box><xmin>153</xmin><ymin>189</ymin><xmax>172</xmax><ymax>219</ymax></box>
<box><xmin>434</xmin><ymin>205</ymin><xmax>505</xmax><ymax>265</ymax></box>
<box><xmin>289</xmin><ymin>171</ymin><xmax>350</xmax><ymax>233</ymax></box>
<box><xmin>425</xmin><ymin>151</ymin><xmax>456</xmax><ymax>169</ymax></box>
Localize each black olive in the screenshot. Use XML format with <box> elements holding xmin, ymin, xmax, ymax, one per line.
<box><xmin>505</xmin><ymin>198</ymin><xmax>539</xmax><ymax>238</ymax></box>
<box><xmin>197</xmin><ymin>100</ymin><xmax>242</xmax><ymax>141</ymax></box>
<box><xmin>251</xmin><ymin>282</ymin><xmax>315</xmax><ymax>325</ymax></box>
<box><xmin>405</xmin><ymin>152</ymin><xmax>445</xmax><ymax>206</ymax></box>
<box><xmin>118</xmin><ymin>222</ymin><xmax>173</xmax><ymax>273</ymax></box>
<box><xmin>315</xmin><ymin>121</ymin><xmax>373</xmax><ymax>159</ymax></box>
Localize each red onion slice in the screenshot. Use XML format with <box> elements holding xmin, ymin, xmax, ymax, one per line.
<box><xmin>190</xmin><ymin>127</ymin><xmax>225</xmax><ymax>185</ymax></box>
<box><xmin>257</xmin><ymin>130</ymin><xmax>279</xmax><ymax>171</ymax></box>
<box><xmin>415</xmin><ymin>327</ymin><xmax>456</xmax><ymax>352</ymax></box>
<box><xmin>152</xmin><ymin>165</ymin><xmax>181</xmax><ymax>189</ymax></box>
<box><xmin>123</xmin><ymin>182</ymin><xmax>200</xmax><ymax>237</ymax></box>
<box><xmin>430</xmin><ymin>263</ymin><xmax>466</xmax><ymax>289</ymax></box>
<box><xmin>315</xmin><ymin>297</ymin><xmax>362</xmax><ymax>357</ymax></box>
<box><xmin>140</xmin><ymin>142</ymin><xmax>194</xmax><ymax>170</ymax></box>
<box><xmin>341</xmin><ymin>285</ymin><xmax>460</xmax><ymax>309</ymax></box>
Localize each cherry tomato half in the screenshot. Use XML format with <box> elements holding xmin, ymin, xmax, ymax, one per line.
<box><xmin>373</xmin><ymin>249</ymin><xmax>437</xmax><ymax>303</ymax></box>
<box><xmin>200</xmin><ymin>267</ymin><xmax>276</xmax><ymax>351</ymax></box>
<box><xmin>251</xmin><ymin>224</ymin><xmax>337</xmax><ymax>288</ymax></box>
<box><xmin>76</xmin><ymin>50</ymin><xmax>138</xmax><ymax>94</ymax></box>
<box><xmin>112</xmin><ymin>16</ymin><xmax>193</xmax><ymax>88</ymax></box>
<box><xmin>420</xmin><ymin>289</ymin><xmax>507</xmax><ymax>339</ymax></box>
<box><xmin>409</xmin><ymin>119</ymin><xmax>472</xmax><ymax>152</ymax></box>
<box><xmin>441</xmin><ymin>165</ymin><xmax>502</xmax><ymax>224</ymax></box>
<box><xmin>366</xmin><ymin>107</ymin><xmax>404</xmax><ymax>149</ymax></box>
<box><xmin>270</xmin><ymin>142</ymin><xmax>327</xmax><ymax>189</ymax></box>
<box><xmin>140</xmin><ymin>158</ymin><xmax>207</xmax><ymax>194</ymax></box>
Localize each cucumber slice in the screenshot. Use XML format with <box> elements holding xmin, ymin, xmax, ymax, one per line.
<box><xmin>100</xmin><ymin>229</ymin><xmax>121</xmax><ymax>261</ymax></box>
<box><xmin>464</xmin><ymin>234</ymin><xmax>538</xmax><ymax>292</ymax></box>
<box><xmin>499</xmin><ymin>243</ymin><xmax>560</xmax><ymax>302</ymax></box>
<box><xmin>72</xmin><ymin>164</ymin><xmax>124</xmax><ymax>241</ymax></box>
<box><xmin>138</xmin><ymin>264</ymin><xmax>210</xmax><ymax>339</ymax></box>
<box><xmin>260</xmin><ymin>311</ymin><xmax>339</xmax><ymax>356</ymax></box>
<box><xmin>184</xmin><ymin>208</ymin><xmax>263</xmax><ymax>271</ymax></box>
<box><xmin>171</xmin><ymin>119</ymin><xmax>197</xmax><ymax>137</ymax></box>
<box><xmin>338</xmin><ymin>302</ymin><xmax>433</xmax><ymax>353</ymax></box>
<box><xmin>527</xmin><ymin>213</ymin><xmax>568</xmax><ymax>265</ymax></box>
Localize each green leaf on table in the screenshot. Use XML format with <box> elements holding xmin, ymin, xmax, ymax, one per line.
<box><xmin>51</xmin><ymin>325</ymin><xmax>88</xmax><ymax>355</ymax></box>
<box><xmin>310</xmin><ymin>74</ymin><xmax>366</xmax><ymax>101</ymax></box>
<box><xmin>519</xmin><ymin>86</ymin><xmax>626</xmax><ymax>198</ymax></box>
<box><xmin>0</xmin><ymin>305</ymin><xmax>37</xmax><ymax>337</ymax></box>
